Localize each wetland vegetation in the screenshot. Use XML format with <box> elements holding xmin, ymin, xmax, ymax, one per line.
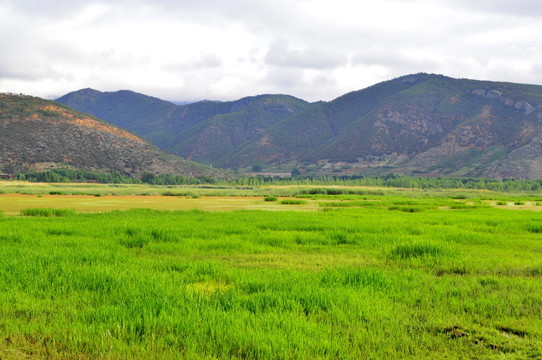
<box><xmin>0</xmin><ymin>181</ymin><xmax>541</xmax><ymax>359</ymax></box>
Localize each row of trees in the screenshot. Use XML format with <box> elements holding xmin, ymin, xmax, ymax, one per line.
<box><xmin>13</xmin><ymin>169</ymin><xmax>542</xmax><ymax>192</ymax></box>
<box><xmin>17</xmin><ymin>169</ymin><xmax>218</xmax><ymax>185</ymax></box>
<box><xmin>18</xmin><ymin>169</ymin><xmax>136</xmax><ymax>184</ymax></box>
<box><xmin>231</xmin><ymin>173</ymin><xmax>542</xmax><ymax>192</ymax></box>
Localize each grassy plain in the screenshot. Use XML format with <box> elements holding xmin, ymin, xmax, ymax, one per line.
<box><xmin>0</xmin><ymin>182</ymin><xmax>541</xmax><ymax>359</ymax></box>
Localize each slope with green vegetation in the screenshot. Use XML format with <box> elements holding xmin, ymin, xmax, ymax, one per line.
<box><xmin>168</xmin><ymin>95</ymin><xmax>312</xmax><ymax>165</ymax></box>
<box><xmin>0</xmin><ymin>93</ymin><xmax>229</xmax><ymax>179</ymax></box>
<box><xmin>56</xmin><ymin>90</ymin><xmax>311</xmax><ymax>156</ymax></box>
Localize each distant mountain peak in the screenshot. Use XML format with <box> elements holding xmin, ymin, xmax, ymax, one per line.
<box><xmin>65</xmin><ymin>88</ymin><xmax>102</xmax><ymax>96</ymax></box>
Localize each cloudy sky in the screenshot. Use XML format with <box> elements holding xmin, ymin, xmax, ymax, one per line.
<box><xmin>1</xmin><ymin>0</ymin><xmax>542</xmax><ymax>102</ymax></box>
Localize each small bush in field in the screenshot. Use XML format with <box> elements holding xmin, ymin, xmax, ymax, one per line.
<box><xmin>20</xmin><ymin>208</ymin><xmax>75</xmax><ymax>217</ymax></box>
<box><xmin>280</xmin><ymin>199</ymin><xmax>307</xmax><ymax>205</ymax></box>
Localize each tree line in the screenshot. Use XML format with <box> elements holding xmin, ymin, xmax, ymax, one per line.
<box><xmin>13</xmin><ymin>169</ymin><xmax>542</xmax><ymax>192</ymax></box>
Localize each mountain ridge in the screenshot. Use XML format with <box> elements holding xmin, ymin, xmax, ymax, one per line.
<box><xmin>56</xmin><ymin>73</ymin><xmax>542</xmax><ymax>179</ymax></box>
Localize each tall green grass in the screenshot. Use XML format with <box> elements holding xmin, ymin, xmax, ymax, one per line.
<box><xmin>0</xmin><ymin>198</ymin><xmax>541</xmax><ymax>359</ymax></box>
<box><xmin>389</xmin><ymin>243</ymin><xmax>446</xmax><ymax>259</ymax></box>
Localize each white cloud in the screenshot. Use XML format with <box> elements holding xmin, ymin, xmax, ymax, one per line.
<box><xmin>0</xmin><ymin>0</ymin><xmax>542</xmax><ymax>102</ymax></box>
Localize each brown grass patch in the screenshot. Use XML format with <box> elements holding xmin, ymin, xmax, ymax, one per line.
<box><xmin>0</xmin><ymin>194</ymin><xmax>319</xmax><ymax>215</ymax></box>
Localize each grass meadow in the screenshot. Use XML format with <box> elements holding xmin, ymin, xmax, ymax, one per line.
<box><xmin>0</xmin><ymin>182</ymin><xmax>541</xmax><ymax>359</ymax></box>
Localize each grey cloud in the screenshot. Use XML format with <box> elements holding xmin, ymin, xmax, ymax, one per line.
<box><xmin>351</xmin><ymin>49</ymin><xmax>440</xmax><ymax>74</ymax></box>
<box><xmin>3</xmin><ymin>0</ymin><xmax>126</xmax><ymax>18</ymax></box>
<box><xmin>257</xmin><ymin>67</ymin><xmax>340</xmax><ymax>102</ymax></box>
<box><xmin>0</xmin><ymin>24</ymin><xmax>57</xmax><ymax>81</ymax></box>
<box><xmin>265</xmin><ymin>39</ymin><xmax>347</xmax><ymax>70</ymax></box>
<box><xmin>0</xmin><ymin>60</ymin><xmax>58</xmax><ymax>81</ymax></box>
<box><xmin>263</xmin><ymin>67</ymin><xmax>304</xmax><ymax>88</ymax></box>
<box><xmin>194</xmin><ymin>54</ymin><xmax>223</xmax><ymax>69</ymax></box>
<box><xmin>450</xmin><ymin>0</ymin><xmax>542</xmax><ymax>17</ymax></box>
<box><xmin>310</xmin><ymin>73</ymin><xmax>338</xmax><ymax>88</ymax></box>
<box><xmin>162</xmin><ymin>54</ymin><xmax>224</xmax><ymax>73</ymax></box>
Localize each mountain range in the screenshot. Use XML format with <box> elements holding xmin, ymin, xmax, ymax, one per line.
<box><xmin>56</xmin><ymin>74</ymin><xmax>542</xmax><ymax>179</ymax></box>
<box><xmin>56</xmin><ymin>90</ymin><xmax>312</xmax><ymax>168</ymax></box>
<box><xmin>0</xmin><ymin>93</ymin><xmax>229</xmax><ymax>179</ymax></box>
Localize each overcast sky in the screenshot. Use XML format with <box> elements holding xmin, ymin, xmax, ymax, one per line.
<box><xmin>1</xmin><ymin>0</ymin><xmax>542</xmax><ymax>102</ymax></box>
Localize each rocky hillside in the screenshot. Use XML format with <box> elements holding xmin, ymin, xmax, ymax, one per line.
<box><xmin>57</xmin><ymin>74</ymin><xmax>542</xmax><ymax>179</ymax></box>
<box><xmin>0</xmin><ymin>93</ymin><xmax>229</xmax><ymax>178</ymax></box>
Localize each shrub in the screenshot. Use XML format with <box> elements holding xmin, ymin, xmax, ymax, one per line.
<box><xmin>322</xmin><ymin>201</ymin><xmax>375</xmax><ymax>208</ymax></box>
<box><xmin>448</xmin><ymin>203</ymin><xmax>477</xmax><ymax>210</ymax></box>
<box><xmin>161</xmin><ymin>191</ymin><xmax>181</xmax><ymax>196</ymax></box>
<box><xmin>300</xmin><ymin>188</ymin><xmax>326</xmax><ymax>195</ymax></box>
<box><xmin>280</xmin><ymin>199</ymin><xmax>307</xmax><ymax>205</ymax></box>
<box><xmin>264</xmin><ymin>195</ymin><xmax>278</xmax><ymax>202</ymax></box>
<box><xmin>388</xmin><ymin>205</ymin><xmax>424</xmax><ymax>212</ymax></box>
<box><xmin>20</xmin><ymin>208</ymin><xmax>75</xmax><ymax>217</ymax></box>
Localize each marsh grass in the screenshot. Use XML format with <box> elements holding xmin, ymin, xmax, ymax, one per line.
<box><xmin>388</xmin><ymin>205</ymin><xmax>425</xmax><ymax>212</ymax></box>
<box><xmin>526</xmin><ymin>223</ymin><xmax>542</xmax><ymax>233</ymax></box>
<box><xmin>0</xmin><ymin>189</ymin><xmax>541</xmax><ymax>359</ymax></box>
<box><xmin>319</xmin><ymin>200</ymin><xmax>377</xmax><ymax>207</ymax></box>
<box><xmin>390</xmin><ymin>243</ymin><xmax>446</xmax><ymax>259</ymax></box>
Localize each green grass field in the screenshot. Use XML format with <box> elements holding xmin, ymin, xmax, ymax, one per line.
<box><xmin>0</xmin><ymin>183</ymin><xmax>541</xmax><ymax>359</ymax></box>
